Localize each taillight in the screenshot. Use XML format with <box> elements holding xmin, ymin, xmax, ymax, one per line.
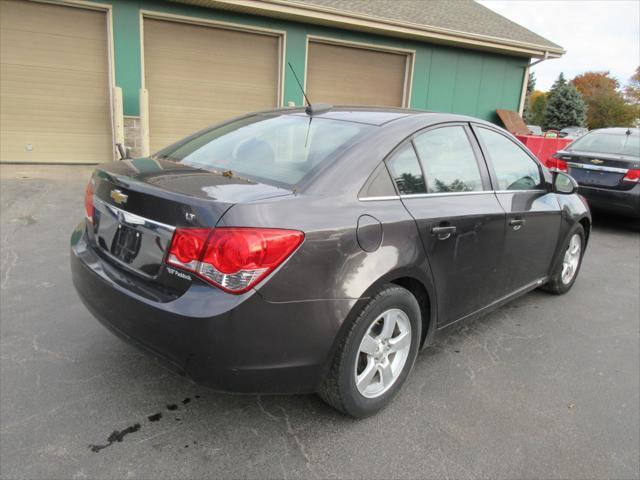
<box><xmin>166</xmin><ymin>227</ymin><xmax>304</xmax><ymax>293</ymax></box>
<box><xmin>623</xmin><ymin>169</ymin><xmax>640</xmax><ymax>182</ymax></box>
<box><xmin>85</xmin><ymin>179</ymin><xmax>94</xmax><ymax>221</ymax></box>
<box><xmin>548</xmin><ymin>153</ymin><xmax>570</xmax><ymax>172</ymax></box>
<box><xmin>554</xmin><ymin>159</ymin><xmax>568</xmax><ymax>172</ymax></box>
<box><xmin>547</xmin><ymin>158</ymin><xmax>568</xmax><ymax>172</ymax></box>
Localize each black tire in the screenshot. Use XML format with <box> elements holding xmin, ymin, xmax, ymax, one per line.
<box><xmin>542</xmin><ymin>224</ymin><xmax>586</xmax><ymax>295</ymax></box>
<box><xmin>318</xmin><ymin>284</ymin><xmax>421</xmax><ymax>418</ymax></box>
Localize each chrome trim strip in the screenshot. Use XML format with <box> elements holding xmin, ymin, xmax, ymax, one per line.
<box><xmin>400</xmin><ymin>190</ymin><xmax>492</xmax><ymax>199</ymax></box>
<box><xmin>358</xmin><ymin>195</ymin><xmax>401</xmax><ymax>202</ymax></box>
<box><xmin>567</xmin><ymin>162</ymin><xmax>628</xmax><ymax>174</ymax></box>
<box><xmin>494</xmin><ymin>189</ymin><xmax>547</xmax><ymax>194</ymax></box>
<box><xmin>359</xmin><ymin>188</ymin><xmax>549</xmax><ymax>201</ymax></box>
<box><xmin>94</xmin><ymin>197</ymin><xmax>176</xmax><ymax>231</ymax></box>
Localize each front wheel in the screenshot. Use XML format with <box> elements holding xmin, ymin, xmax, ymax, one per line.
<box><xmin>319</xmin><ymin>285</ymin><xmax>421</xmax><ymax>418</ymax></box>
<box><xmin>542</xmin><ymin>224</ymin><xmax>586</xmax><ymax>294</ymax></box>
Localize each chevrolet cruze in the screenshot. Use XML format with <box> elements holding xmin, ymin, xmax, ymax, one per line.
<box><xmin>71</xmin><ymin>106</ymin><xmax>591</xmax><ymax>417</ymax></box>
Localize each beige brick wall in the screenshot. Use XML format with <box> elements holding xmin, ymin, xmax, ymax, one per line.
<box><xmin>123</xmin><ymin>116</ymin><xmax>143</xmax><ymax>158</ymax></box>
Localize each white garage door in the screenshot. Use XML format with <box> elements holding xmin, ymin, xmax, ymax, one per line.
<box><xmin>144</xmin><ymin>18</ymin><xmax>281</xmax><ymax>152</ymax></box>
<box><xmin>0</xmin><ymin>0</ymin><xmax>113</xmax><ymax>163</ymax></box>
<box><xmin>306</xmin><ymin>40</ymin><xmax>410</xmax><ymax>107</ymax></box>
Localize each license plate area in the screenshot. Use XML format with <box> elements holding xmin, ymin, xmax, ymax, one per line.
<box><xmin>111</xmin><ymin>224</ymin><xmax>142</xmax><ymax>263</ymax></box>
<box><xmin>569</xmin><ymin>166</ymin><xmax>624</xmax><ymax>188</ymax></box>
<box><xmin>93</xmin><ymin>198</ymin><xmax>175</xmax><ymax>279</ymax></box>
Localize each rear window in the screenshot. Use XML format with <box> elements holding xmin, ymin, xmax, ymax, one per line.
<box><xmin>153</xmin><ymin>114</ymin><xmax>373</xmax><ymax>187</ymax></box>
<box><xmin>568</xmin><ymin>131</ymin><xmax>640</xmax><ymax>157</ymax></box>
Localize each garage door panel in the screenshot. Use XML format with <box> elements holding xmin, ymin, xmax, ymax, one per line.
<box><xmin>1</xmin><ymin>30</ymin><xmax>109</xmax><ymax>73</ymax></box>
<box><xmin>0</xmin><ymin>0</ymin><xmax>113</xmax><ymax>163</ymax></box>
<box><xmin>1</xmin><ymin>65</ymin><xmax>110</xmax><ymax>100</ymax></box>
<box><xmin>1</xmin><ymin>132</ymin><xmax>113</xmax><ymax>162</ymax></box>
<box><xmin>0</xmin><ymin>0</ymin><xmax>106</xmax><ymax>40</ymax></box>
<box><xmin>2</xmin><ymin>108</ymin><xmax>111</xmax><ymax>134</ymax></box>
<box><xmin>307</xmin><ymin>41</ymin><xmax>408</xmax><ymax>107</ymax></box>
<box><xmin>144</xmin><ymin>18</ymin><xmax>280</xmax><ymax>152</ymax></box>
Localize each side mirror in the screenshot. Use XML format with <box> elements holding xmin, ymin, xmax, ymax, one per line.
<box><xmin>553</xmin><ymin>172</ymin><xmax>578</xmax><ymax>194</ymax></box>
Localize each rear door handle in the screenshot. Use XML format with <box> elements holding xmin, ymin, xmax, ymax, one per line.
<box><xmin>509</xmin><ymin>218</ymin><xmax>526</xmax><ymax>230</ymax></box>
<box><xmin>431</xmin><ymin>225</ymin><xmax>457</xmax><ymax>240</ymax></box>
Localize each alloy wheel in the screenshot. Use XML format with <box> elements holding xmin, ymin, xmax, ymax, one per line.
<box><xmin>354</xmin><ymin>308</ymin><xmax>412</xmax><ymax>399</ymax></box>
<box><xmin>561</xmin><ymin>233</ymin><xmax>582</xmax><ymax>285</ymax></box>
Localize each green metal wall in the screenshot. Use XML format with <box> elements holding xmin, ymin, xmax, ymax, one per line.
<box><xmin>104</xmin><ymin>0</ymin><xmax>528</xmax><ymax>123</ymax></box>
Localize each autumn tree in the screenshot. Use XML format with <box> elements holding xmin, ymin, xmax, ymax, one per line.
<box><xmin>544</xmin><ymin>73</ymin><xmax>586</xmax><ymax>130</ymax></box>
<box><xmin>624</xmin><ymin>66</ymin><xmax>640</xmax><ymax>104</ymax></box>
<box><xmin>572</xmin><ymin>71</ymin><xmax>637</xmax><ymax>128</ymax></box>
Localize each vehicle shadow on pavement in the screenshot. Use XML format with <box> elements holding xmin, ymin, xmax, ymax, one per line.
<box><xmin>590</xmin><ymin>211</ymin><xmax>640</xmax><ymax>233</ymax></box>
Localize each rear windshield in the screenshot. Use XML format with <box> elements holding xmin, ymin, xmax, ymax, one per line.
<box><xmin>567</xmin><ymin>131</ymin><xmax>640</xmax><ymax>157</ymax></box>
<box><xmin>153</xmin><ymin>114</ymin><xmax>373</xmax><ymax>187</ymax></box>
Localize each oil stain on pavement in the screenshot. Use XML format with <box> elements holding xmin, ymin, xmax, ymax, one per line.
<box><xmin>89</xmin><ymin>397</ymin><xmax>198</xmax><ymax>453</ymax></box>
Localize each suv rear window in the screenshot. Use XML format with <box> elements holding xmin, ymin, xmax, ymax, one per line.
<box><xmin>154</xmin><ymin>114</ymin><xmax>373</xmax><ymax>187</ymax></box>
<box><xmin>568</xmin><ymin>131</ymin><xmax>640</xmax><ymax>157</ymax></box>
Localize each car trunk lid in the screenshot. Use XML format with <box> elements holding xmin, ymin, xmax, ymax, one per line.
<box><xmin>556</xmin><ymin>150</ymin><xmax>640</xmax><ymax>190</ymax></box>
<box><xmin>87</xmin><ymin>158</ymin><xmax>292</xmax><ymax>286</ymax></box>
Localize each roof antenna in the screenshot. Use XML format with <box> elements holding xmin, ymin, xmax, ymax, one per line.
<box><xmin>288</xmin><ymin>62</ymin><xmax>311</xmax><ymax>107</ymax></box>
<box><xmin>287</xmin><ymin>62</ymin><xmax>332</xmax><ymax>116</ymax></box>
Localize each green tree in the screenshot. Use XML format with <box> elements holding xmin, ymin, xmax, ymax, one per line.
<box><xmin>526</xmin><ymin>90</ymin><xmax>547</xmax><ymax>125</ymax></box>
<box><xmin>522</xmin><ymin>71</ymin><xmax>536</xmax><ymax>121</ymax></box>
<box><xmin>544</xmin><ymin>73</ymin><xmax>586</xmax><ymax>130</ymax></box>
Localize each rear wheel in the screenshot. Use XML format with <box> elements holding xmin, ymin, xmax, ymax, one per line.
<box><xmin>542</xmin><ymin>224</ymin><xmax>585</xmax><ymax>294</ymax></box>
<box><xmin>319</xmin><ymin>285</ymin><xmax>421</xmax><ymax>418</ymax></box>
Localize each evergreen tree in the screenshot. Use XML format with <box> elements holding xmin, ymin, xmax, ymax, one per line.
<box><xmin>523</xmin><ymin>71</ymin><xmax>536</xmax><ymax>122</ymax></box>
<box><xmin>543</xmin><ymin>73</ymin><xmax>586</xmax><ymax>130</ymax></box>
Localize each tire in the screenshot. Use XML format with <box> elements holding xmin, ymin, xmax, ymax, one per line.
<box><xmin>319</xmin><ymin>284</ymin><xmax>421</xmax><ymax>418</ymax></box>
<box><xmin>542</xmin><ymin>224</ymin><xmax>585</xmax><ymax>295</ymax></box>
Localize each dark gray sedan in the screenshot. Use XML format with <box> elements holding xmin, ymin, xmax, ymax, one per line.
<box><xmin>71</xmin><ymin>106</ymin><xmax>591</xmax><ymax>417</ymax></box>
<box><xmin>554</xmin><ymin>128</ymin><xmax>640</xmax><ymax>218</ymax></box>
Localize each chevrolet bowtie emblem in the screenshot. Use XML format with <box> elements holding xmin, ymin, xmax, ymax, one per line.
<box><xmin>590</xmin><ymin>159</ymin><xmax>604</xmax><ymax>165</ymax></box>
<box><xmin>110</xmin><ymin>189</ymin><xmax>128</xmax><ymax>204</ymax></box>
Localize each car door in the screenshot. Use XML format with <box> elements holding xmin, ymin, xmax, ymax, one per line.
<box><xmin>472</xmin><ymin>124</ymin><xmax>561</xmax><ymax>295</ymax></box>
<box><xmin>386</xmin><ymin>123</ymin><xmax>506</xmax><ymax>327</ymax></box>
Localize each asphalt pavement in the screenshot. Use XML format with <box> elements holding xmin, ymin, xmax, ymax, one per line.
<box><xmin>1</xmin><ymin>164</ymin><xmax>638</xmax><ymax>479</ymax></box>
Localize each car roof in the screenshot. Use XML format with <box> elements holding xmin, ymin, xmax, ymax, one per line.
<box><xmin>283</xmin><ymin>106</ymin><xmax>421</xmax><ymax>126</ymax></box>
<box><xmin>589</xmin><ymin>127</ymin><xmax>640</xmax><ymax>135</ymax></box>
<box><xmin>268</xmin><ymin>105</ymin><xmax>500</xmax><ymax>128</ymax></box>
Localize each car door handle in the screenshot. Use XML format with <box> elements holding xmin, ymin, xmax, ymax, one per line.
<box><xmin>431</xmin><ymin>226</ymin><xmax>457</xmax><ymax>240</ymax></box>
<box><xmin>509</xmin><ymin>218</ymin><xmax>526</xmax><ymax>230</ymax></box>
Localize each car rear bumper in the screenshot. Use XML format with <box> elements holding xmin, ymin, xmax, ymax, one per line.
<box><xmin>70</xmin><ymin>223</ymin><xmax>354</xmax><ymax>394</ymax></box>
<box><xmin>578</xmin><ymin>183</ymin><xmax>640</xmax><ymax>218</ymax></box>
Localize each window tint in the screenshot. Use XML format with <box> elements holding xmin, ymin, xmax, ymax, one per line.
<box><xmin>477</xmin><ymin>128</ymin><xmax>541</xmax><ymax>191</ymax></box>
<box><xmin>568</xmin><ymin>131</ymin><xmax>640</xmax><ymax>157</ymax></box>
<box><xmin>386</xmin><ymin>143</ymin><xmax>427</xmax><ymax>195</ymax></box>
<box><xmin>413</xmin><ymin>126</ymin><xmax>483</xmax><ymax>193</ymax></box>
<box><xmin>154</xmin><ymin>115</ymin><xmax>373</xmax><ymax>187</ymax></box>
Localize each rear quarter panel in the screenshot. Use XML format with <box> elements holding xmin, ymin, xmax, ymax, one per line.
<box><xmin>217</xmin><ymin>193</ymin><xmax>434</xmax><ymax>303</ymax></box>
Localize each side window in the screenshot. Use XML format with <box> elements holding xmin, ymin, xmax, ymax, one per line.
<box><xmin>359</xmin><ymin>162</ymin><xmax>397</xmax><ymax>198</ymax></box>
<box><xmin>413</xmin><ymin>126</ymin><xmax>484</xmax><ymax>193</ymax></box>
<box><xmin>477</xmin><ymin>128</ymin><xmax>542</xmax><ymax>191</ymax></box>
<box><xmin>386</xmin><ymin>143</ymin><xmax>427</xmax><ymax>195</ymax></box>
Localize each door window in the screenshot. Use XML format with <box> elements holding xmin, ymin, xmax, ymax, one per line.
<box><xmin>413</xmin><ymin>126</ymin><xmax>484</xmax><ymax>193</ymax></box>
<box><xmin>477</xmin><ymin>128</ymin><xmax>542</xmax><ymax>191</ymax></box>
<box><xmin>386</xmin><ymin>143</ymin><xmax>427</xmax><ymax>195</ymax></box>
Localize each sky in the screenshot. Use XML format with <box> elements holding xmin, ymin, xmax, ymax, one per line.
<box><xmin>478</xmin><ymin>0</ymin><xmax>640</xmax><ymax>91</ymax></box>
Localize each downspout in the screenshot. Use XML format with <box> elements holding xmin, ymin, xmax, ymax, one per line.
<box><xmin>519</xmin><ymin>51</ymin><xmax>549</xmax><ymax>117</ymax></box>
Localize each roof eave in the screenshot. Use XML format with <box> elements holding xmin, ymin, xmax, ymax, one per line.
<box><xmin>172</xmin><ymin>0</ymin><xmax>565</xmax><ymax>58</ymax></box>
